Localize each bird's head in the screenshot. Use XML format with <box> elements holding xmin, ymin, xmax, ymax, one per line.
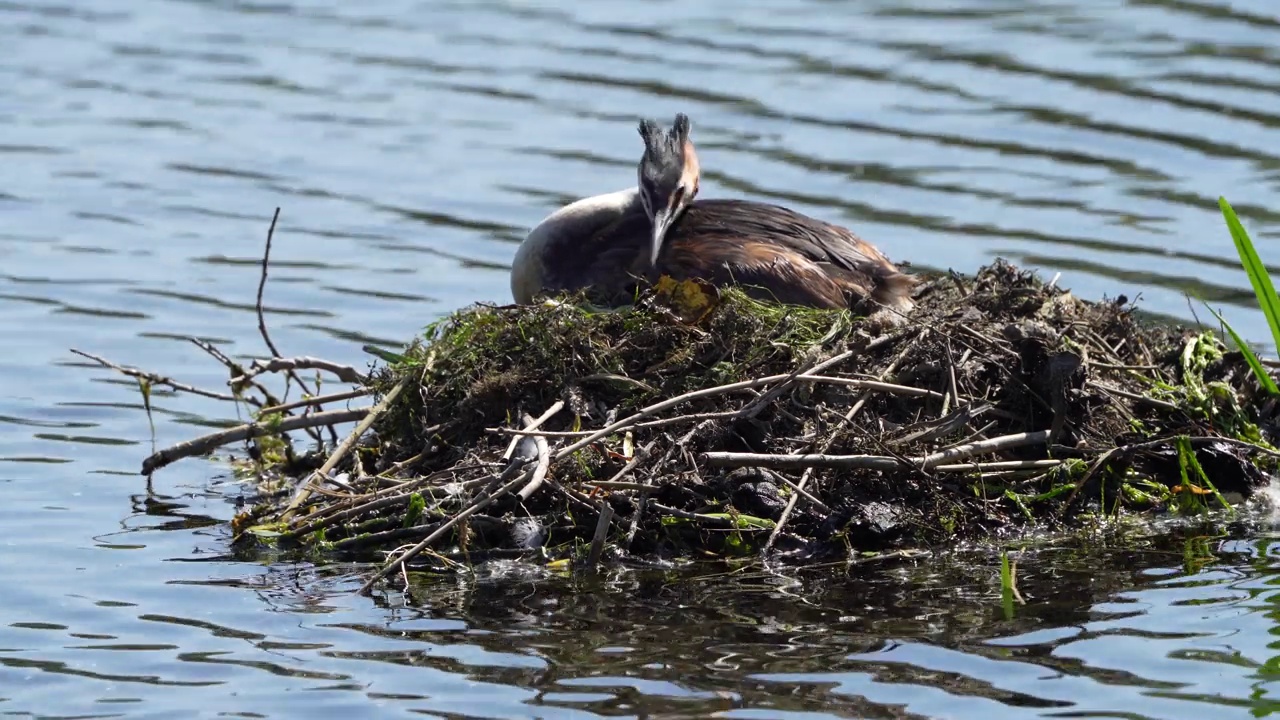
<box><xmin>636</xmin><ymin>112</ymin><xmax>700</xmax><ymax>267</ymax></box>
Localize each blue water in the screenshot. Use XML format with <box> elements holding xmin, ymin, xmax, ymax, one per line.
<box><xmin>4</xmin><ymin>0</ymin><xmax>1280</xmax><ymax>716</ymax></box>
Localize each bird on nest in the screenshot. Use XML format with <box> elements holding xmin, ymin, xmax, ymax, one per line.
<box><xmin>510</xmin><ymin>113</ymin><xmax>917</xmax><ymax>318</ymax></box>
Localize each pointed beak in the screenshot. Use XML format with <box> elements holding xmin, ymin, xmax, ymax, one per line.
<box><xmin>649</xmin><ymin>207</ymin><xmax>675</xmax><ymax>267</ymax></box>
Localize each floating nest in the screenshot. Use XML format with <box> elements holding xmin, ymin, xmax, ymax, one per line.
<box><xmin>79</xmin><ymin>258</ymin><xmax>1280</xmax><ymax>591</ymax></box>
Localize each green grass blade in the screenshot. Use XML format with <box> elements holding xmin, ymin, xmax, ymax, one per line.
<box><xmin>700</xmin><ymin>512</ymin><xmax>776</xmax><ymax>529</ymax></box>
<box><xmin>1204</xmin><ymin>302</ymin><xmax>1280</xmax><ymax>395</ymax></box>
<box><xmin>1220</xmin><ymin>197</ymin><xmax>1280</xmax><ymax>354</ymax></box>
<box><xmin>362</xmin><ymin>344</ymin><xmax>408</xmax><ymax>364</ymax></box>
<box><xmin>999</xmin><ymin>551</ymin><xmax>1015</xmax><ymax>619</ymax></box>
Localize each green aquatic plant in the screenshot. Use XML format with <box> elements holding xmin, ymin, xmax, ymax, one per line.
<box><xmin>999</xmin><ymin>551</ymin><xmax>1017</xmax><ymax>620</ymax></box>
<box><xmin>1175</xmin><ymin>435</ymin><xmax>1233</xmax><ymax>516</ymax></box>
<box><xmin>1204</xmin><ymin>304</ymin><xmax>1278</xmax><ymax>396</ymax></box>
<box><xmin>1219</xmin><ymin>197</ymin><xmax>1280</xmax><ymax>395</ymax></box>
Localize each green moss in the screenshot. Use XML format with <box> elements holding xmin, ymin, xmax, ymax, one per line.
<box><xmin>402</xmin><ymin>493</ymin><xmax>425</xmax><ymax>528</ymax></box>
<box><xmin>366</xmin><ymin>285</ymin><xmax>850</xmax><ymax>466</ymax></box>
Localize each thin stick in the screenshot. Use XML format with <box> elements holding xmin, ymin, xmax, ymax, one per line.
<box><xmin>580</xmin><ymin>373</ymin><xmax>655</xmax><ymax>392</ymax></box>
<box><xmin>492</xmin><ymin>427</ymin><xmax>591</xmax><ymax>439</ymax></box>
<box><xmin>583</xmin><ymin>480</ymin><xmax>651</xmax><ymax>491</ymax></box>
<box><xmin>543</xmin><ymin>476</ymin><xmax>600</xmax><ymax>515</ymax></box>
<box><xmin>793</xmin><ymin>375</ymin><xmax>945</xmax><ymax>399</ymax></box>
<box><xmin>604</xmin><ymin>449</ymin><xmax>646</xmax><ymax>485</ymax></box>
<box><xmin>141</xmin><ymin>407</ymin><xmax>369</xmax><ymax>474</ymax></box>
<box><xmin>943</xmin><ymin>337</ymin><xmax>959</xmax><ymax>416</ymax></box>
<box><xmin>737</xmin><ymin>348</ymin><xmax>857</xmax><ymax>419</ymax></box>
<box><xmin>1182</xmin><ymin>435</ymin><xmax>1280</xmax><ymax>460</ymax></box>
<box><xmin>923</xmin><ymin>431</ymin><xmax>1052</xmax><ymax>467</ymax></box>
<box><xmin>1090</xmin><ymin>361</ymin><xmax>1159</xmax><ymax>371</ymax></box>
<box><xmin>187</xmin><ymin>337</ymin><xmax>239</xmax><ymax>369</ymax></box>
<box><xmin>256</xmin><ymin>208</ymin><xmax>285</xmax><ymax>360</ymax></box>
<box><xmin>356</xmin><ymin>460</ymin><xmax>539</xmax><ymax>595</ymax></box>
<box><xmin>584</xmin><ymin>502</ymin><xmax>614</xmax><ymax>572</ymax></box>
<box><xmin>1058</xmin><ymin>447</ymin><xmax>1118</xmax><ymax>515</ymax></box>
<box><xmin>260</xmin><ymin>388</ymin><xmax>371</xmax><ymax>415</ymax></box>
<box><xmin>286</xmin><ymin>489</ymin><xmax>435</xmax><ymax>540</ymax></box>
<box><xmin>516</xmin><ymin>417</ymin><xmax>552</xmax><ymax>502</ymax></box>
<box><xmin>622</xmin><ymin>439</ymin><xmax>661</xmax><ymax>551</ymax></box>
<box><xmin>634</xmin><ymin>409</ymin><xmax>744</xmax><ymax>430</ymax></box>
<box><xmin>931</xmin><ymin>459</ymin><xmax>1063</xmax><ymax>472</ymax></box>
<box><xmin>253</xmin><ymin>207</ymin><xmax>322</xmax><ymax>408</ymax></box>
<box><xmin>71</xmin><ymin>349</ymin><xmax>238</xmax><ymax>402</ymax></box>
<box><xmin>1089</xmin><ymin>380</ymin><xmax>1182</xmax><ymax>412</ymax></box>
<box><xmin>280</xmin><ymin>374</ymin><xmax>414</xmax><ymax>521</ymax></box>
<box><xmin>232</xmin><ymin>356</ymin><xmax>367</xmax><ymax>387</ymax></box>
<box><xmin>387</xmin><ymin>449</ymin><xmax>431</xmax><ymax>474</ymax></box>
<box><xmin>185</xmin><ymin>338</ymin><xmax>275</xmax><ymax>407</ymax></box>
<box><xmin>766</xmin><ymin>471</ymin><xmax>832</xmax><ymax>514</ymax></box>
<box><xmin>287</xmin><ymin>463</ymin><xmax>494</xmax><ymax>536</ymax></box>
<box><xmin>706</xmin><ymin>431</ymin><xmax>1051</xmax><ymax>471</ymax></box>
<box><xmin>707</xmin><ymin>452</ymin><xmax>900</xmax><ymax>472</ymax></box>
<box><xmin>501</xmin><ymin>400</ymin><xmax>565</xmax><ymax>461</ymax></box>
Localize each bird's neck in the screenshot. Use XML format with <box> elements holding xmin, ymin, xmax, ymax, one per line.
<box><xmin>511</xmin><ymin>187</ymin><xmax>644</xmax><ymax>303</ymax></box>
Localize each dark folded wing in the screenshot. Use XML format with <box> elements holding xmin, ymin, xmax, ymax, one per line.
<box><xmin>681</xmin><ymin>198</ymin><xmax>900</xmax><ymax>276</ymax></box>
<box><xmin>662</xmin><ymin>235</ymin><xmax>852</xmax><ymax>309</ymax></box>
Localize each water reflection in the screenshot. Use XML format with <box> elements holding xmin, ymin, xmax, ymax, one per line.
<box><xmin>7</xmin><ymin>478</ymin><xmax>1280</xmax><ymax>718</ymax></box>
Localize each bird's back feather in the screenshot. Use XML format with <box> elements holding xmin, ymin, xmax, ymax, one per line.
<box><xmin>543</xmin><ymin>197</ymin><xmax>916</xmax><ymax>314</ymax></box>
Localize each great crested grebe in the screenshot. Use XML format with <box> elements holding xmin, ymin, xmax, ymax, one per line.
<box><xmin>510</xmin><ymin>113</ymin><xmax>916</xmax><ymax>315</ymax></box>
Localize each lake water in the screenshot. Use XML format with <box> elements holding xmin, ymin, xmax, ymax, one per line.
<box><xmin>5</xmin><ymin>0</ymin><xmax>1280</xmax><ymax>717</ymax></box>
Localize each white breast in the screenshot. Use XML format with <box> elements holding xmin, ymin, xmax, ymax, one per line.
<box><xmin>510</xmin><ymin>187</ymin><xmax>642</xmax><ymax>304</ymax></box>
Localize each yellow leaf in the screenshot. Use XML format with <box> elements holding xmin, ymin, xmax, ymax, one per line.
<box><xmin>653</xmin><ymin>275</ymin><xmax>719</xmax><ymax>324</ymax></box>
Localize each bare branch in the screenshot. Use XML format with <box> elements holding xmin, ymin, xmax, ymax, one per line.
<box><xmin>232</xmin><ymin>356</ymin><xmax>368</xmax><ymax>386</ymax></box>
<box><xmin>141</xmin><ymin>407</ymin><xmax>370</xmax><ymax>475</ymax></box>
<box><xmin>71</xmin><ymin>349</ymin><xmax>237</xmax><ymax>402</ymax></box>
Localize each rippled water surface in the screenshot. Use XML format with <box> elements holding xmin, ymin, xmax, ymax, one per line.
<box><xmin>6</xmin><ymin>0</ymin><xmax>1280</xmax><ymax>716</ymax></box>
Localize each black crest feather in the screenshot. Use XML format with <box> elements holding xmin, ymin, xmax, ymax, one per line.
<box><xmin>636</xmin><ymin>112</ymin><xmax>693</xmax><ymax>204</ymax></box>
<box><xmin>671</xmin><ymin>113</ymin><xmax>690</xmax><ymax>142</ymax></box>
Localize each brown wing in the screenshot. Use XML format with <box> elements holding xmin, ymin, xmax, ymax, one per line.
<box><xmin>661</xmin><ymin>237</ymin><xmax>850</xmax><ymax>309</ymax></box>
<box><xmin>664</xmin><ymin>199</ymin><xmax>916</xmax><ymax>312</ymax></box>
<box><xmin>679</xmin><ymin>199</ymin><xmax>903</xmax><ymax>276</ymax></box>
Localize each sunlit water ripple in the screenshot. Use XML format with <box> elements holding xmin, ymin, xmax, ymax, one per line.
<box><xmin>4</xmin><ymin>0</ymin><xmax>1280</xmax><ymax>716</ymax></box>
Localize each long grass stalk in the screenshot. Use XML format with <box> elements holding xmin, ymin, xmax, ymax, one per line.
<box><xmin>1221</xmin><ymin>197</ymin><xmax>1280</xmax><ymax>353</ymax></box>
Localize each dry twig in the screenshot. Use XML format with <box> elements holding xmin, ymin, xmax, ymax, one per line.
<box><xmin>232</xmin><ymin>356</ymin><xmax>368</xmax><ymax>387</ymax></box>
<box><xmin>704</xmin><ymin>430</ymin><xmax>1052</xmax><ymax>471</ymax></box>
<box><xmin>141</xmin><ymin>406</ymin><xmax>370</xmax><ymax>475</ymax></box>
<box><xmin>253</xmin><ymin>207</ymin><xmax>320</xmax><ymax>405</ymax></box>
<box><xmin>260</xmin><ymin>388</ymin><xmax>372</xmax><ymax>415</ymax></box>
<box><xmin>71</xmin><ymin>349</ymin><xmax>237</xmax><ymax>403</ymax></box>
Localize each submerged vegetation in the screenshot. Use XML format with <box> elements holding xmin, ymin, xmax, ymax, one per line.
<box><xmin>71</xmin><ymin>199</ymin><xmax>1280</xmax><ymax>594</ymax></box>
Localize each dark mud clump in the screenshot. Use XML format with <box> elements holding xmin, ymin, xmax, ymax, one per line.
<box><xmin>212</xmin><ymin>261</ymin><xmax>1280</xmax><ymax>573</ymax></box>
